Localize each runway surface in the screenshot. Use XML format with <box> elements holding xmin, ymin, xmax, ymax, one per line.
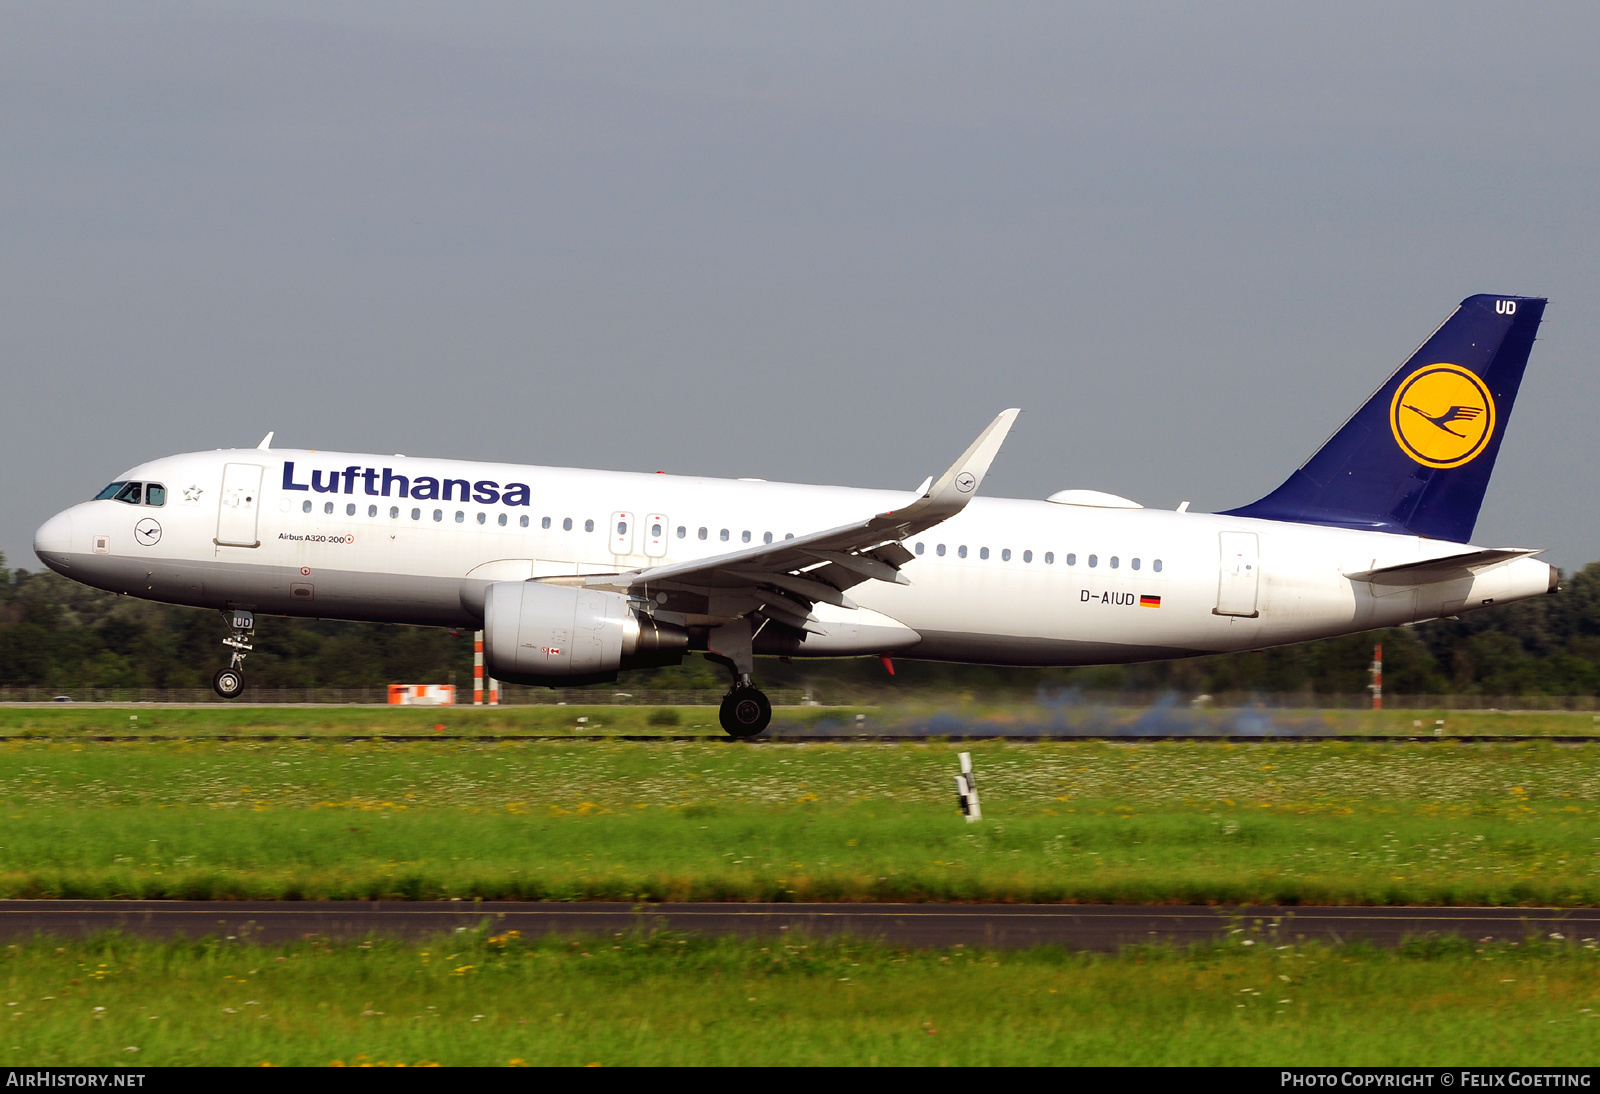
<box><xmin>0</xmin><ymin>901</ymin><xmax>1594</xmax><ymax>950</ymax></box>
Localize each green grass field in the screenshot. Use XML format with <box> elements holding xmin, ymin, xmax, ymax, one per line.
<box><xmin>0</xmin><ymin>703</ymin><xmax>1597</xmax><ymax>738</ymax></box>
<box><xmin>0</xmin><ymin>933</ymin><xmax>1596</xmax><ymax>1066</ymax></box>
<box><xmin>0</xmin><ymin>738</ymin><xmax>1594</xmax><ymax>904</ymax></box>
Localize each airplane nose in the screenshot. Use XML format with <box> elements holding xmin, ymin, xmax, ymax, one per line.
<box><xmin>33</xmin><ymin>510</ymin><xmax>74</xmax><ymax>574</ymax></box>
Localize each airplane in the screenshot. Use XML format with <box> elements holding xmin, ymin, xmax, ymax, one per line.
<box><xmin>33</xmin><ymin>294</ymin><xmax>1555</xmax><ymax>737</ymax></box>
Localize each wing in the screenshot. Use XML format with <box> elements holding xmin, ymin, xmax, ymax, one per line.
<box><xmin>581</xmin><ymin>409</ymin><xmax>1021</xmax><ymax>634</ymax></box>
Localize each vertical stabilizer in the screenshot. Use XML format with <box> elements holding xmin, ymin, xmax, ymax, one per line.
<box><xmin>1223</xmin><ymin>294</ymin><xmax>1545</xmax><ymax>542</ymax></box>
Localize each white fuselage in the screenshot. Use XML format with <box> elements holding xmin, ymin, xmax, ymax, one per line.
<box><xmin>33</xmin><ymin>448</ymin><xmax>1556</xmax><ymax>666</ymax></box>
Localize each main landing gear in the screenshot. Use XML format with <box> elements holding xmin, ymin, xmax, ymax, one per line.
<box><xmin>707</xmin><ymin>619</ymin><xmax>771</xmax><ymax>739</ymax></box>
<box><xmin>719</xmin><ymin>676</ymin><xmax>772</xmax><ymax>739</ymax></box>
<box><xmin>212</xmin><ymin>610</ymin><xmax>254</xmax><ymax>700</ymax></box>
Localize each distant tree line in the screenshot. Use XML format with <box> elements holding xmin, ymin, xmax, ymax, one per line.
<box><xmin>2</xmin><ymin>550</ymin><xmax>1598</xmax><ymax>697</ymax></box>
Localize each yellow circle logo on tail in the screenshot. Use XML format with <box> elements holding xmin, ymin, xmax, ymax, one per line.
<box><xmin>1389</xmin><ymin>363</ymin><xmax>1496</xmax><ymax>469</ymax></box>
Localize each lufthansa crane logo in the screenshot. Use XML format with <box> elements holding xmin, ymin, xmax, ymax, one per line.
<box><xmin>1389</xmin><ymin>363</ymin><xmax>1496</xmax><ymax>469</ymax></box>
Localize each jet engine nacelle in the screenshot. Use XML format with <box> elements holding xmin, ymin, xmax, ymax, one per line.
<box><xmin>482</xmin><ymin>581</ymin><xmax>688</xmax><ymax>687</ymax></box>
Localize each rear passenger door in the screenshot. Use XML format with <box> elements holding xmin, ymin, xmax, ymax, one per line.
<box><xmin>1215</xmin><ymin>531</ymin><xmax>1260</xmax><ymax>617</ymax></box>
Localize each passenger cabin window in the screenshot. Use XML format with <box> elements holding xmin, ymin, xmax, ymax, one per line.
<box><xmin>937</xmin><ymin>544</ymin><xmax>946</xmax><ymax>556</ymax></box>
<box><xmin>1153</xmin><ymin>559</ymin><xmax>1163</xmax><ymax>572</ymax></box>
<box><xmin>958</xmin><ymin>545</ymin><xmax>968</xmax><ymax>558</ymax></box>
<box><xmin>563</xmin><ymin>518</ymin><xmax>572</xmax><ymax>531</ymax></box>
<box><xmin>542</xmin><ymin>517</ymin><xmax>551</xmax><ymax>529</ymax></box>
<box><xmin>699</xmin><ymin>527</ymin><xmax>708</xmax><ymax>540</ymax></box>
<box><xmin>368</xmin><ymin>504</ymin><xmax>378</xmax><ymax>517</ymax></box>
<box><xmin>1110</xmin><ymin>556</ymin><xmax>1119</xmax><ymax>569</ymax></box>
<box><xmin>497</xmin><ymin>513</ymin><xmax>507</xmax><ymax>526</ymax></box>
<box><xmin>1131</xmin><ymin>558</ymin><xmax>1140</xmax><ymax>570</ymax></box>
<box><xmin>677</xmin><ymin>526</ymin><xmax>686</xmax><ymax>539</ymax></box>
<box><xmin>478</xmin><ymin>513</ymin><xmax>487</xmax><ymax>525</ymax></box>
<box><xmin>720</xmin><ymin>529</ymin><xmax>729</xmax><ymax>541</ymax></box>
<box><xmin>584</xmin><ymin>519</ymin><xmax>594</xmax><ymax>532</ymax></box>
<box><xmin>455</xmin><ymin>511</ymin><xmax>464</xmax><ymax>523</ymax></box>
<box><xmin>915</xmin><ymin>543</ymin><xmax>924</xmax><ymax>555</ymax></box>
<box><xmin>741</xmin><ymin>530</ymin><xmax>751</xmax><ymax>543</ymax></box>
<box><xmin>304</xmin><ymin>500</ymin><xmax>313</xmax><ymax>513</ymax></box>
<box><xmin>346</xmin><ymin>503</ymin><xmax>356</xmax><ymax>516</ymax></box>
<box><xmin>144</xmin><ymin>484</ymin><xmax>166</xmax><ymax>506</ymax></box>
<box><xmin>1066</xmin><ymin>553</ymin><xmax>1076</xmax><ymax>565</ymax></box>
<box><xmin>324</xmin><ymin>502</ymin><xmax>334</xmax><ymax>515</ymax></box>
<box><xmin>1088</xmin><ymin>554</ymin><xmax>1097</xmax><ymax>567</ymax></box>
<box><xmin>763</xmin><ymin>532</ymin><xmax>773</xmax><ymax>544</ymax></box>
<box><xmin>519</xmin><ymin>515</ymin><xmax>529</xmax><ymax>528</ymax></box>
<box><xmin>390</xmin><ymin>507</ymin><xmax>399</xmax><ymax>519</ymax></box>
<box><xmin>1045</xmin><ymin>552</ymin><xmax>1054</xmax><ymax>564</ymax></box>
<box><xmin>411</xmin><ymin>508</ymin><xmax>421</xmax><ymax>520</ymax></box>
<box><xmin>1001</xmin><ymin>549</ymin><xmax>1011</xmax><ymax>561</ymax></box>
<box><xmin>979</xmin><ymin>547</ymin><xmax>989</xmax><ymax>559</ymax></box>
<box><xmin>433</xmin><ymin>509</ymin><xmax>443</xmax><ymax>522</ymax></box>
<box><xmin>1023</xmin><ymin>550</ymin><xmax>1032</xmax><ymax>562</ymax></box>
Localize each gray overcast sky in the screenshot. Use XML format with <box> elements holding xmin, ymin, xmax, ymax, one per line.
<box><xmin>4</xmin><ymin>2</ymin><xmax>1598</xmax><ymax>570</ymax></box>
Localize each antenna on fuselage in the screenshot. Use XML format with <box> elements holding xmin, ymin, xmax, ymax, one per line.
<box><xmin>257</xmin><ymin>432</ymin><xmax>275</xmax><ymax>450</ymax></box>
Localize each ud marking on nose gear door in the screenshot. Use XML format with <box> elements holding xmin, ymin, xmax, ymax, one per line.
<box><xmin>216</xmin><ymin>463</ymin><xmax>265</xmax><ymax>548</ymax></box>
<box><xmin>1215</xmin><ymin>531</ymin><xmax>1260</xmax><ymax>617</ymax></box>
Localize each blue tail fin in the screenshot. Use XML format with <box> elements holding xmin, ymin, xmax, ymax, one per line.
<box><xmin>1223</xmin><ymin>294</ymin><xmax>1545</xmax><ymax>542</ymax></box>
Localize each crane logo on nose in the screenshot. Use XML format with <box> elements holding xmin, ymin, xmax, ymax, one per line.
<box><xmin>1389</xmin><ymin>363</ymin><xmax>1496</xmax><ymax>469</ymax></box>
<box><xmin>134</xmin><ymin>518</ymin><xmax>162</xmax><ymax>546</ymax></box>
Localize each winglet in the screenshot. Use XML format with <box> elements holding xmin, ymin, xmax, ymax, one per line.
<box><xmin>927</xmin><ymin>408</ymin><xmax>1019</xmax><ymax>499</ymax></box>
<box><xmin>880</xmin><ymin>408</ymin><xmax>1020</xmax><ymax>533</ymax></box>
<box><xmin>257</xmin><ymin>431</ymin><xmax>275</xmax><ymax>451</ymax></box>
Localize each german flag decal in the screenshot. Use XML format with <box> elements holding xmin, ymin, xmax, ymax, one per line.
<box><xmin>1139</xmin><ymin>595</ymin><xmax>1161</xmax><ymax>608</ymax></box>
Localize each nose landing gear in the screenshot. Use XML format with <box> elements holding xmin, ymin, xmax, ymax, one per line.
<box><xmin>213</xmin><ymin>610</ymin><xmax>253</xmax><ymax>700</ymax></box>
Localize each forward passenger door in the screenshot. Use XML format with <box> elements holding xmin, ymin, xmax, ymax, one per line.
<box><xmin>216</xmin><ymin>463</ymin><xmax>264</xmax><ymax>548</ymax></box>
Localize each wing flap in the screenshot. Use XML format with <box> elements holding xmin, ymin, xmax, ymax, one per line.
<box><xmin>730</xmin><ymin>570</ymin><xmax>858</xmax><ymax>609</ymax></box>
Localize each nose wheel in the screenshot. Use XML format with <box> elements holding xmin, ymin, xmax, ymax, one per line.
<box><xmin>212</xmin><ymin>667</ymin><xmax>245</xmax><ymax>699</ymax></box>
<box><xmin>213</xmin><ymin>610</ymin><xmax>254</xmax><ymax>700</ymax></box>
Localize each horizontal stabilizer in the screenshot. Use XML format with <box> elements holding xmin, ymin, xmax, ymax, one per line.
<box><xmin>1345</xmin><ymin>548</ymin><xmax>1543</xmax><ymax>586</ymax></box>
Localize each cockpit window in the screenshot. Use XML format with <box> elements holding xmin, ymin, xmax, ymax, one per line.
<box><xmin>94</xmin><ymin>481</ymin><xmax>165</xmax><ymax>505</ymax></box>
